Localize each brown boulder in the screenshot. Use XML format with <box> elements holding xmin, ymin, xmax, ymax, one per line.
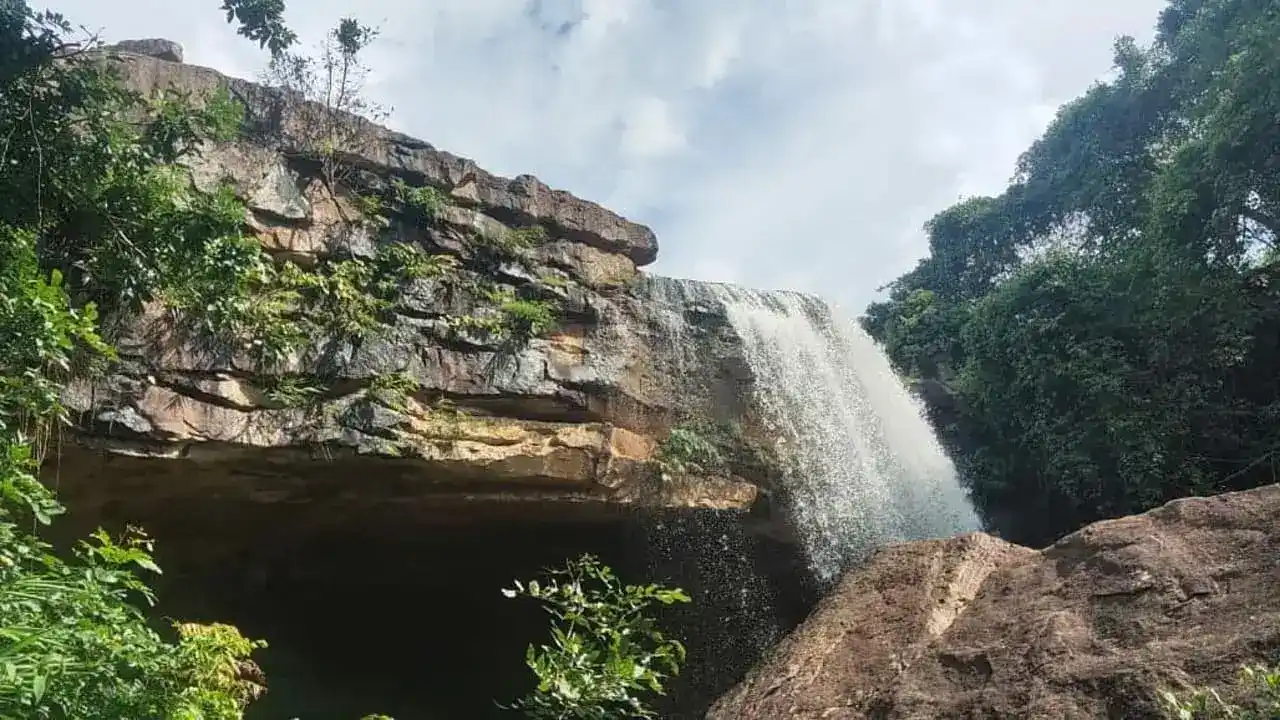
<box><xmin>709</xmin><ymin>485</ymin><xmax>1280</xmax><ymax>719</ymax></box>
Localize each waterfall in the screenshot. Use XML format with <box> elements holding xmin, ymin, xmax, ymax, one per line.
<box><xmin>646</xmin><ymin>278</ymin><xmax>981</xmax><ymax>583</ymax></box>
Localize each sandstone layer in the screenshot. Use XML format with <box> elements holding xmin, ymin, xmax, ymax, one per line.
<box><xmin>53</xmin><ymin>42</ymin><xmax>781</xmax><ymax>533</ymax></box>
<box><xmin>709</xmin><ymin>484</ymin><xmax>1280</xmax><ymax>719</ymax></box>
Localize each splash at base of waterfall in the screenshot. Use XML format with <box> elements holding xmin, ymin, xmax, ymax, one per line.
<box><xmin>650</xmin><ymin>278</ymin><xmax>981</xmax><ymax>583</ymax></box>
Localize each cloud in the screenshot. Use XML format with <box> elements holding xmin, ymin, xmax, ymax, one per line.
<box><xmin>620</xmin><ymin>97</ymin><xmax>685</xmax><ymax>159</ymax></box>
<box><xmin>54</xmin><ymin>0</ymin><xmax>1168</xmax><ymax>310</ymax></box>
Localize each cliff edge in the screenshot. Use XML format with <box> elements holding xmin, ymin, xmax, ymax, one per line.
<box><xmin>53</xmin><ymin>41</ymin><xmax>783</xmax><ymax>545</ymax></box>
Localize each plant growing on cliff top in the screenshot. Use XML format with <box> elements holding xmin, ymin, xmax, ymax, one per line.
<box><xmin>1161</xmin><ymin>663</ymin><xmax>1280</xmax><ymax>719</ymax></box>
<box><xmin>501</xmin><ymin>554</ymin><xmax>691</xmax><ymax>719</ymax></box>
<box><xmin>260</xmin><ymin>15</ymin><xmax>387</xmax><ymax>189</ymax></box>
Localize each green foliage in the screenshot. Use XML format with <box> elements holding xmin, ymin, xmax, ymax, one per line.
<box><xmin>0</xmin><ymin>230</ymin><xmax>113</xmax><ymax>437</ymax></box>
<box><xmin>261</xmin><ymin>375</ymin><xmax>324</xmax><ymax>408</ymax></box>
<box><xmin>1161</xmin><ymin>664</ymin><xmax>1280</xmax><ymax>719</ymax></box>
<box><xmin>368</xmin><ymin>371</ymin><xmax>421</xmax><ymax>411</ymax></box>
<box><xmin>170</xmin><ymin>623</ymin><xmax>268</xmax><ymax>719</ymax></box>
<box><xmin>501</xmin><ymin>554</ymin><xmax>691</xmax><ymax>719</ymax></box>
<box><xmin>391</xmin><ymin>177</ymin><xmax>451</xmax><ymax>222</ymax></box>
<box><xmin>0</xmin><ymin>8</ymin><xmax>256</xmax><ymax>321</ymax></box>
<box><xmin>655</xmin><ymin>423</ymin><xmax>726</xmax><ymax>476</ymax></box>
<box><xmin>506</xmin><ymin>225</ymin><xmax>550</xmax><ymax>249</ymax></box>
<box><xmin>470</xmin><ymin>224</ymin><xmax>550</xmax><ymax>268</ymax></box>
<box><xmin>259</xmin><ymin>15</ymin><xmax>386</xmax><ymax>188</ymax></box>
<box><xmin>374</xmin><ymin>241</ymin><xmax>459</xmax><ymax>286</ymax></box>
<box><xmin>499</xmin><ymin>298</ymin><xmax>558</xmax><ymax>344</ymax></box>
<box><xmin>448</xmin><ymin>284</ymin><xmax>558</xmax><ymax>350</ymax></box>
<box><xmin>863</xmin><ymin>0</ymin><xmax>1280</xmax><ymax>545</ymax></box>
<box><xmin>147</xmin><ymin>85</ymin><xmax>245</xmax><ymax>160</ymax></box>
<box><xmin>1</xmin><ymin>3</ymin><xmax>270</xmax><ymax>717</ymax></box>
<box><xmin>174</xmin><ymin>240</ymin><xmax>457</xmax><ymax>367</ymax></box>
<box><xmin>448</xmin><ymin>311</ymin><xmax>507</xmax><ymax>340</ymax></box>
<box><xmin>0</xmin><ymin>501</ymin><xmax>265</xmax><ymax>719</ymax></box>
<box><xmin>220</xmin><ymin>0</ymin><xmax>296</xmax><ymax>57</ymax></box>
<box><xmin>353</xmin><ymin>193</ymin><xmax>388</xmax><ymax>226</ymax></box>
<box><xmin>537</xmin><ymin>272</ymin><xmax>570</xmax><ymax>289</ymax></box>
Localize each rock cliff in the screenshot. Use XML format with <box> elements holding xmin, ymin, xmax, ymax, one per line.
<box><xmin>54</xmin><ymin>43</ymin><xmax>781</xmax><ymax>539</ymax></box>
<box><xmin>708</xmin><ymin>483</ymin><xmax>1280</xmax><ymax>719</ymax></box>
<box><xmin>34</xmin><ymin>40</ymin><xmax>805</xmax><ymax>719</ymax></box>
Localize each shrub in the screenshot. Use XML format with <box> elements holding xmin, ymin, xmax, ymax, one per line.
<box><xmin>390</xmin><ymin>177</ymin><xmax>451</xmax><ymax>222</ymax></box>
<box><xmin>1</xmin><ymin>6</ymin><xmax>272</xmax><ymax>717</ymax></box>
<box><xmin>368</xmin><ymin>371</ymin><xmax>421</xmax><ymax>411</ymax></box>
<box><xmin>655</xmin><ymin>423</ymin><xmax>727</xmax><ymax>475</ymax></box>
<box><xmin>499</xmin><ymin>298</ymin><xmax>558</xmax><ymax>344</ymax></box>
<box><xmin>501</xmin><ymin>554</ymin><xmax>691</xmax><ymax>719</ymax></box>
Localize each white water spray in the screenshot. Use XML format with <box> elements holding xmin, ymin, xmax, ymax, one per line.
<box><xmin>650</xmin><ymin>278</ymin><xmax>980</xmax><ymax>582</ymax></box>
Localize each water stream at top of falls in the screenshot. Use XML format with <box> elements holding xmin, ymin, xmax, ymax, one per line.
<box><xmin>645</xmin><ymin>277</ymin><xmax>981</xmax><ymax>583</ymax></box>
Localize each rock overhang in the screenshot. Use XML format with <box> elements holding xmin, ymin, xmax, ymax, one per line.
<box><xmin>54</xmin><ymin>41</ymin><xmax>781</xmax><ymax>523</ymax></box>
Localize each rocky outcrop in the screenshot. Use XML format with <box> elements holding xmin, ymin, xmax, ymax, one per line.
<box><xmin>54</xmin><ymin>43</ymin><xmax>778</xmax><ymax>533</ymax></box>
<box><xmin>709</xmin><ymin>484</ymin><xmax>1280</xmax><ymax>719</ymax></box>
<box><xmin>110</xmin><ymin>38</ymin><xmax>184</xmax><ymax>63</ymax></box>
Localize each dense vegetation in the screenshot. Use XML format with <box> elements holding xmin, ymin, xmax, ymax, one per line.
<box><xmin>863</xmin><ymin>0</ymin><xmax>1280</xmax><ymax>547</ymax></box>
<box><xmin>0</xmin><ymin>1</ymin><xmax>685</xmax><ymax>717</ymax></box>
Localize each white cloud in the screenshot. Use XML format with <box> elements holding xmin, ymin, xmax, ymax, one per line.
<box><xmin>620</xmin><ymin>97</ymin><xmax>685</xmax><ymax>159</ymax></box>
<box><xmin>56</xmin><ymin>0</ymin><xmax>1168</xmax><ymax>309</ymax></box>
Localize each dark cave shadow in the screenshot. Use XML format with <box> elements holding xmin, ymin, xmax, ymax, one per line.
<box><xmin>144</xmin><ymin>509</ymin><xmax>818</xmax><ymax>720</ymax></box>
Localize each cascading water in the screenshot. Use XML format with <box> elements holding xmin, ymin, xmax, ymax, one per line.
<box><xmin>647</xmin><ymin>278</ymin><xmax>980</xmax><ymax>583</ymax></box>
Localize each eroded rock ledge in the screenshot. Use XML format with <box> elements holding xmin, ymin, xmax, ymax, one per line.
<box><xmin>709</xmin><ymin>484</ymin><xmax>1280</xmax><ymax>719</ymax></box>
<box><xmin>53</xmin><ymin>41</ymin><xmax>779</xmax><ymax>527</ymax></box>
<box><xmin>106</xmin><ymin>47</ymin><xmax>658</xmax><ymax>265</ymax></box>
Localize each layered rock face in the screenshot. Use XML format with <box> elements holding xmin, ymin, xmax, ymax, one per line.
<box><xmin>709</xmin><ymin>484</ymin><xmax>1280</xmax><ymax>719</ymax></box>
<box><xmin>56</xmin><ymin>44</ymin><xmax>774</xmax><ymax>536</ymax></box>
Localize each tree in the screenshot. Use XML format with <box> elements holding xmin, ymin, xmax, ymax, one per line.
<box><xmin>259</xmin><ymin>15</ymin><xmax>387</xmax><ymax>189</ymax></box>
<box><xmin>863</xmin><ymin>0</ymin><xmax>1280</xmax><ymax>546</ymax></box>
<box><xmin>0</xmin><ymin>2</ymin><xmax>272</xmax><ymax>716</ymax></box>
<box><xmin>220</xmin><ymin>0</ymin><xmax>296</xmax><ymax>57</ymax></box>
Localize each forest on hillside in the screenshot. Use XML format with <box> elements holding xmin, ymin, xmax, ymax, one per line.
<box><xmin>863</xmin><ymin>0</ymin><xmax>1280</xmax><ymax>547</ymax></box>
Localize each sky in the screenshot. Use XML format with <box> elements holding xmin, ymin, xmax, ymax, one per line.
<box><xmin>55</xmin><ymin>0</ymin><xmax>1168</xmax><ymax>312</ymax></box>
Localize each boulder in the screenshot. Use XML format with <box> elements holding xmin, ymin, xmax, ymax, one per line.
<box><xmin>709</xmin><ymin>484</ymin><xmax>1280</xmax><ymax>719</ymax></box>
<box><xmin>109</xmin><ymin>38</ymin><xmax>184</xmax><ymax>63</ymax></box>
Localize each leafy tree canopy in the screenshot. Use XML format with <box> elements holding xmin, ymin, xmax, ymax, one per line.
<box><xmin>863</xmin><ymin>0</ymin><xmax>1280</xmax><ymax>545</ymax></box>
